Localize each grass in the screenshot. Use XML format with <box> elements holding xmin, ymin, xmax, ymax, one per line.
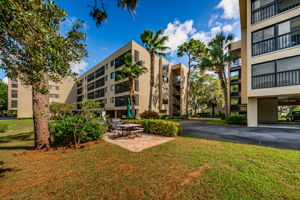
<box><xmin>206</xmin><ymin>120</ymin><xmax>227</xmax><ymax>125</ymax></box>
<box><xmin>1</xmin><ymin>119</ymin><xmax>300</xmax><ymax>199</ymax></box>
<box><xmin>279</xmin><ymin>116</ymin><xmax>287</xmax><ymax>121</ymax></box>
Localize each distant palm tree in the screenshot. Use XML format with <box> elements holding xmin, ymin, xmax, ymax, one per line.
<box><xmin>200</xmin><ymin>32</ymin><xmax>237</xmax><ymax>119</ymax></box>
<box><xmin>116</xmin><ymin>53</ymin><xmax>147</xmax><ymax>118</ymax></box>
<box><xmin>140</xmin><ymin>29</ymin><xmax>170</xmax><ymax>111</ymax></box>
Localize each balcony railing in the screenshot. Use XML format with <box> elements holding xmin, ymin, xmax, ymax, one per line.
<box><xmin>252</xmin><ymin>69</ymin><xmax>300</xmax><ymax>89</ymax></box>
<box><xmin>251</xmin><ymin>1</ymin><xmax>300</xmax><ymax>24</ymax></box>
<box><xmin>277</xmin><ymin>30</ymin><xmax>300</xmax><ymax>50</ymax></box>
<box><xmin>252</xmin><ymin>2</ymin><xmax>276</xmax><ymax>24</ymax></box>
<box><xmin>231</xmin><ymin>59</ymin><xmax>241</xmax><ymax>68</ymax></box>
<box><xmin>252</xmin><ymin>38</ymin><xmax>276</xmax><ymax>56</ymax></box>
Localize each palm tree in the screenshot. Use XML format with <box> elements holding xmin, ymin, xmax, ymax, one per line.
<box><xmin>200</xmin><ymin>32</ymin><xmax>237</xmax><ymax>119</ymax></box>
<box><xmin>177</xmin><ymin>39</ymin><xmax>206</xmax><ymax>116</ymax></box>
<box><xmin>140</xmin><ymin>29</ymin><xmax>170</xmax><ymax>111</ymax></box>
<box><xmin>116</xmin><ymin>53</ymin><xmax>147</xmax><ymax>118</ymax></box>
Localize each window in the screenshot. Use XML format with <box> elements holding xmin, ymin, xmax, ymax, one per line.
<box><xmin>11</xmin><ymin>100</ymin><xmax>17</xmax><ymax>108</ymax></box>
<box><xmin>77</xmin><ymin>95</ymin><xmax>83</xmax><ymax>102</ymax></box>
<box><xmin>87</xmin><ymin>73</ymin><xmax>95</xmax><ymax>82</ymax></box>
<box><xmin>95</xmin><ymin>66</ymin><xmax>105</xmax><ymax>78</ymax></box>
<box><xmin>87</xmin><ymin>82</ymin><xmax>95</xmax><ymax>91</ymax></box>
<box><xmin>50</xmin><ymin>94</ymin><xmax>59</xmax><ymax>98</ymax></box>
<box><xmin>111</xmin><ymin>85</ymin><xmax>114</xmax><ymax>91</ymax></box>
<box><xmin>230</xmin><ymin>71</ymin><xmax>240</xmax><ymax>80</ymax></box>
<box><xmin>95</xmin><ymin>77</ymin><xmax>105</xmax><ymax>88</ymax></box>
<box><xmin>77</xmin><ymin>80</ymin><xmax>83</xmax><ymax>87</ymax></box>
<box><xmin>252</xmin><ymin>17</ymin><xmax>300</xmax><ymax>56</ymax></box>
<box><xmin>163</xmin><ymin>99</ymin><xmax>169</xmax><ymax>104</ymax></box>
<box><xmin>87</xmin><ymin>92</ymin><xmax>94</xmax><ymax>99</ymax></box>
<box><xmin>163</xmin><ymin>65</ymin><xmax>169</xmax><ymax>72</ymax></box>
<box><xmin>231</xmin><ymin>85</ymin><xmax>240</xmax><ymax>93</ymax></box>
<box><xmin>277</xmin><ymin>16</ymin><xmax>300</xmax><ymax>49</ymax></box>
<box><xmin>162</xmin><ymin>88</ymin><xmax>169</xmax><ymax>94</ymax></box>
<box><xmin>115</xmin><ymin>95</ymin><xmax>131</xmax><ymax>107</ymax></box>
<box><xmin>278</xmin><ymin>0</ymin><xmax>300</xmax><ymax>12</ymax></box>
<box><xmin>11</xmin><ymin>81</ymin><xmax>18</xmax><ymax>88</ymax></box>
<box><xmin>77</xmin><ymin>87</ymin><xmax>83</xmax><ymax>95</ymax></box>
<box><xmin>49</xmin><ymin>85</ymin><xmax>59</xmax><ymax>90</ymax></box>
<box><xmin>252</xmin><ymin>56</ymin><xmax>300</xmax><ymax>89</ymax></box>
<box><xmin>111</xmin><ymin>72</ymin><xmax>115</xmax><ymax>79</ymax></box>
<box><xmin>105</xmin><ymin>75</ymin><xmax>108</xmax><ymax>81</ymax></box>
<box><xmin>115</xmin><ymin>51</ymin><xmax>130</xmax><ymax>68</ymax></box>
<box><xmin>115</xmin><ymin>81</ymin><xmax>129</xmax><ymax>94</ymax></box>
<box><xmin>163</xmin><ymin>76</ymin><xmax>169</xmax><ymax>83</ymax></box>
<box><xmin>231</xmin><ymin>98</ymin><xmax>240</xmax><ymax>105</ymax></box>
<box><xmin>111</xmin><ymin>60</ymin><xmax>114</xmax><ymax>67</ymax></box>
<box><xmin>134</xmin><ymin>50</ymin><xmax>139</xmax><ymax>62</ymax></box>
<box><xmin>11</xmin><ymin>90</ymin><xmax>18</xmax><ymax>98</ymax></box>
<box><xmin>111</xmin><ymin>97</ymin><xmax>114</xmax><ymax>103</ymax></box>
<box><xmin>95</xmin><ymin>88</ymin><xmax>105</xmax><ymax>98</ymax></box>
<box><xmin>134</xmin><ymin>80</ymin><xmax>139</xmax><ymax>91</ymax></box>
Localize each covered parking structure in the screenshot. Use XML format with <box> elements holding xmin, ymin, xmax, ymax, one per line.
<box><xmin>257</xmin><ymin>96</ymin><xmax>300</xmax><ymax>129</ymax></box>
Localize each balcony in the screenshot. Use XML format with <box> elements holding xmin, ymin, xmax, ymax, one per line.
<box><xmin>230</xmin><ymin>58</ymin><xmax>241</xmax><ymax>70</ymax></box>
<box><xmin>231</xmin><ymin>92</ymin><xmax>240</xmax><ymax>98</ymax></box>
<box><xmin>230</xmin><ymin>105</ymin><xmax>240</xmax><ymax>112</ymax></box>
<box><xmin>251</xmin><ymin>0</ymin><xmax>300</xmax><ymax>24</ymax></box>
<box><xmin>252</xmin><ymin>69</ymin><xmax>300</xmax><ymax>89</ymax></box>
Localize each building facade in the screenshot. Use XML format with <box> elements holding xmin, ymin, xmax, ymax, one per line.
<box><xmin>238</xmin><ymin>0</ymin><xmax>300</xmax><ymax>126</ymax></box>
<box><xmin>8</xmin><ymin>41</ymin><xmax>188</xmax><ymax>118</ymax></box>
<box><xmin>7</xmin><ymin>78</ymin><xmax>76</xmax><ymax>118</ymax></box>
<box><xmin>76</xmin><ymin>41</ymin><xmax>188</xmax><ymax>118</ymax></box>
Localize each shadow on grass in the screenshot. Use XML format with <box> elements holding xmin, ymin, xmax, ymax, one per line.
<box><xmin>0</xmin><ymin>146</ymin><xmax>34</xmax><ymax>150</ymax></box>
<box><xmin>0</xmin><ymin>161</ymin><xmax>17</xmax><ymax>178</ymax></box>
<box><xmin>0</xmin><ymin>132</ymin><xmax>33</xmax><ymax>144</ymax></box>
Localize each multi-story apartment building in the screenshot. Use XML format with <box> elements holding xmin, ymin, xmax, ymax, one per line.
<box><xmin>7</xmin><ymin>78</ymin><xmax>76</xmax><ymax>118</ymax></box>
<box><xmin>229</xmin><ymin>40</ymin><xmax>248</xmax><ymax>114</ymax></box>
<box><xmin>76</xmin><ymin>41</ymin><xmax>188</xmax><ymax>118</ymax></box>
<box><xmin>238</xmin><ymin>0</ymin><xmax>300</xmax><ymax>127</ymax></box>
<box><xmin>8</xmin><ymin>41</ymin><xmax>188</xmax><ymax>118</ymax></box>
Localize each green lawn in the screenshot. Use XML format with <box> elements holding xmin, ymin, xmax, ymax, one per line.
<box><xmin>1</xmin><ymin>119</ymin><xmax>300</xmax><ymax>199</ymax></box>
<box><xmin>205</xmin><ymin>119</ymin><xmax>227</xmax><ymax>125</ymax></box>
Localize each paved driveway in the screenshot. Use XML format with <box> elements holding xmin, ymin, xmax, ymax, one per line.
<box><xmin>181</xmin><ymin>119</ymin><xmax>300</xmax><ymax>150</ymax></box>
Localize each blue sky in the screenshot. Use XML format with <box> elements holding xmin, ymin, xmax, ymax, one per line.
<box><xmin>0</xmin><ymin>0</ymin><xmax>240</xmax><ymax>82</ymax></box>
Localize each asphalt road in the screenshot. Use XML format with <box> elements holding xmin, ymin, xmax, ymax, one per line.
<box><xmin>181</xmin><ymin>119</ymin><xmax>300</xmax><ymax>151</ymax></box>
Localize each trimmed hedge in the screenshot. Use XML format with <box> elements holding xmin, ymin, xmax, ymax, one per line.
<box><xmin>227</xmin><ymin>114</ymin><xmax>247</xmax><ymax>125</ymax></box>
<box><xmin>140</xmin><ymin>111</ymin><xmax>160</xmax><ymax>119</ymax></box>
<box><xmin>123</xmin><ymin>119</ymin><xmax>182</xmax><ymax>137</ymax></box>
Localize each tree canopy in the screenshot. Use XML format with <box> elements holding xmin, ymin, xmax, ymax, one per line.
<box><xmin>0</xmin><ymin>79</ymin><xmax>8</xmax><ymax>111</ymax></box>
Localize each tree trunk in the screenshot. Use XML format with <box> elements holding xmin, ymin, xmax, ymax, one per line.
<box><xmin>212</xmin><ymin>105</ymin><xmax>215</xmax><ymax>117</ymax></box>
<box><xmin>148</xmin><ymin>51</ymin><xmax>155</xmax><ymax>111</ymax></box>
<box><xmin>129</xmin><ymin>77</ymin><xmax>135</xmax><ymax>118</ymax></box>
<box><xmin>217</xmin><ymin>71</ymin><xmax>229</xmax><ymax>119</ymax></box>
<box><xmin>32</xmin><ymin>75</ymin><xmax>50</xmax><ymax>149</ymax></box>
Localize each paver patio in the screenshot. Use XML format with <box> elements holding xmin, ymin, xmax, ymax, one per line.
<box><xmin>103</xmin><ymin>132</ymin><xmax>174</xmax><ymax>152</ymax></box>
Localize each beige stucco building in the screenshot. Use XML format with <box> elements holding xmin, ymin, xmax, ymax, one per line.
<box><xmin>76</xmin><ymin>41</ymin><xmax>188</xmax><ymax>118</ymax></box>
<box><xmin>8</xmin><ymin>41</ymin><xmax>188</xmax><ymax>118</ymax></box>
<box><xmin>8</xmin><ymin>78</ymin><xmax>76</xmax><ymax>118</ymax></box>
<box><xmin>234</xmin><ymin>0</ymin><xmax>300</xmax><ymax>127</ymax></box>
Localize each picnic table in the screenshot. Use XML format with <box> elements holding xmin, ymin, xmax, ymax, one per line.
<box><xmin>113</xmin><ymin>123</ymin><xmax>144</xmax><ymax>138</ymax></box>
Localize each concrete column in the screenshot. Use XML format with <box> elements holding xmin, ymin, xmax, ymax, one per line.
<box><xmin>248</xmin><ymin>97</ymin><xmax>258</xmax><ymax>127</ymax></box>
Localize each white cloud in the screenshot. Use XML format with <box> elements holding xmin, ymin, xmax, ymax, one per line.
<box><xmin>3</xmin><ymin>77</ymin><xmax>8</xmax><ymax>84</ymax></box>
<box><xmin>216</xmin><ymin>0</ymin><xmax>240</xmax><ymax>19</ymax></box>
<box><xmin>163</xmin><ymin>20</ymin><xmax>196</xmax><ymax>56</ymax></box>
<box><xmin>208</xmin><ymin>14</ymin><xmax>219</xmax><ymax>27</ymax></box>
<box><xmin>70</xmin><ymin>61</ymin><xmax>88</xmax><ymax>74</ymax></box>
<box><xmin>192</xmin><ymin>31</ymin><xmax>211</xmax><ymax>44</ymax></box>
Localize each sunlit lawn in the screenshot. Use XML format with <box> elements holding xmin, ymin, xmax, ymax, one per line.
<box><xmin>1</xmin><ymin>119</ymin><xmax>300</xmax><ymax>199</ymax></box>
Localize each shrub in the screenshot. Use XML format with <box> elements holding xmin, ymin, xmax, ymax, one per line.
<box><xmin>0</xmin><ymin>123</ymin><xmax>9</xmax><ymax>133</ymax></box>
<box><xmin>50</xmin><ymin>102</ymin><xmax>73</xmax><ymax>119</ymax></box>
<box><xmin>227</xmin><ymin>114</ymin><xmax>247</xmax><ymax>125</ymax></box>
<box><xmin>123</xmin><ymin>119</ymin><xmax>182</xmax><ymax>137</ymax></box>
<box><xmin>140</xmin><ymin>111</ymin><xmax>160</xmax><ymax>119</ymax></box>
<box><xmin>50</xmin><ymin>115</ymin><xmax>107</xmax><ymax>145</ymax></box>
<box><xmin>159</xmin><ymin>114</ymin><xmax>169</xmax><ymax>119</ymax></box>
<box><xmin>50</xmin><ymin>100</ymin><xmax>107</xmax><ymax>147</ymax></box>
<box><xmin>217</xmin><ymin>113</ymin><xmax>225</xmax><ymax>120</ymax></box>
